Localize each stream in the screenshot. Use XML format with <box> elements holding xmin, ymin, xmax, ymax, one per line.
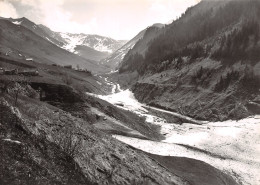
<box><xmin>88</xmin><ymin>76</ymin><xmax>260</xmax><ymax>185</ymax></box>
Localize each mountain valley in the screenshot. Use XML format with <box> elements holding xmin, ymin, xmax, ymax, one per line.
<box><xmin>0</xmin><ymin>0</ymin><xmax>259</xmax><ymax>185</ymax></box>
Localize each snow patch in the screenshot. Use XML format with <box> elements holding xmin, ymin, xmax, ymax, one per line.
<box><xmin>12</xmin><ymin>21</ymin><xmax>22</xmax><ymax>25</ymax></box>
<box><xmin>45</xmin><ymin>37</ymin><xmax>56</xmax><ymax>45</ymax></box>
<box><xmin>60</xmin><ymin>33</ymin><xmax>85</xmax><ymax>52</ymax></box>
<box><xmin>3</xmin><ymin>138</ymin><xmax>21</xmax><ymax>144</ymax></box>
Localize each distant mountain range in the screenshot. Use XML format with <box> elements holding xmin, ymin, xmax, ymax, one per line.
<box><xmin>39</xmin><ymin>24</ymin><xmax>127</xmax><ymax>61</ymax></box>
<box><xmin>0</xmin><ymin>17</ymin><xmax>108</xmax><ymax>73</ymax></box>
<box><xmin>0</xmin><ymin>17</ymin><xmax>127</xmax><ymax>62</ymax></box>
<box><xmin>0</xmin><ymin>16</ymin><xmax>167</xmax><ymax>72</ymax></box>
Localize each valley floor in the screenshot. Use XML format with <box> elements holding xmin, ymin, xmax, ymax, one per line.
<box><xmin>90</xmin><ymin>77</ymin><xmax>260</xmax><ymax>185</ymax></box>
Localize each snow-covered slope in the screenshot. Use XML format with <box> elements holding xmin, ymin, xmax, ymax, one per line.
<box><xmin>39</xmin><ymin>23</ymin><xmax>127</xmax><ymax>61</ymax></box>
<box><xmin>59</xmin><ymin>33</ymin><xmax>126</xmax><ymax>54</ymax></box>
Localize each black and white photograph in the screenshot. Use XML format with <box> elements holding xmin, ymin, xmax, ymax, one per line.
<box><xmin>0</xmin><ymin>0</ymin><xmax>259</xmax><ymax>184</ymax></box>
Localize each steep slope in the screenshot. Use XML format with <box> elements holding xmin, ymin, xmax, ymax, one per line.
<box><xmin>119</xmin><ymin>24</ymin><xmax>164</xmax><ymax>72</ymax></box>
<box><xmin>38</xmin><ymin>24</ymin><xmax>67</xmax><ymax>46</ymax></box>
<box><xmin>101</xmin><ymin>23</ymin><xmax>164</xmax><ymax>70</ymax></box>
<box><xmin>0</xmin><ymin>19</ymin><xmax>108</xmax><ymax>73</ymax></box>
<box><xmin>119</xmin><ymin>0</ymin><xmax>260</xmax><ymax>121</ymax></box>
<box><xmin>125</xmin><ymin>23</ymin><xmax>165</xmax><ymax>57</ymax></box>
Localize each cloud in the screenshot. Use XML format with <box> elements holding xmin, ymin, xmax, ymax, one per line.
<box><xmin>149</xmin><ymin>0</ymin><xmax>201</xmax><ymax>23</ymax></box>
<box><xmin>7</xmin><ymin>0</ymin><xmax>98</xmax><ymax>34</ymax></box>
<box><xmin>40</xmin><ymin>2</ymin><xmax>98</xmax><ymax>34</ymax></box>
<box><xmin>2</xmin><ymin>0</ymin><xmax>202</xmax><ymax>40</ymax></box>
<box><xmin>0</xmin><ymin>0</ymin><xmax>19</xmax><ymax>18</ymax></box>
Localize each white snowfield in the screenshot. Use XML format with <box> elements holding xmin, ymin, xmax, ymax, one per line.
<box><xmin>60</xmin><ymin>33</ymin><xmax>118</xmax><ymax>53</ymax></box>
<box><xmin>60</xmin><ymin>33</ymin><xmax>85</xmax><ymax>53</ymax></box>
<box><xmin>88</xmin><ymin>82</ymin><xmax>260</xmax><ymax>185</ymax></box>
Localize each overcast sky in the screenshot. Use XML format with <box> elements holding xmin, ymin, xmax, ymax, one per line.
<box><xmin>0</xmin><ymin>0</ymin><xmax>201</xmax><ymax>40</ymax></box>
